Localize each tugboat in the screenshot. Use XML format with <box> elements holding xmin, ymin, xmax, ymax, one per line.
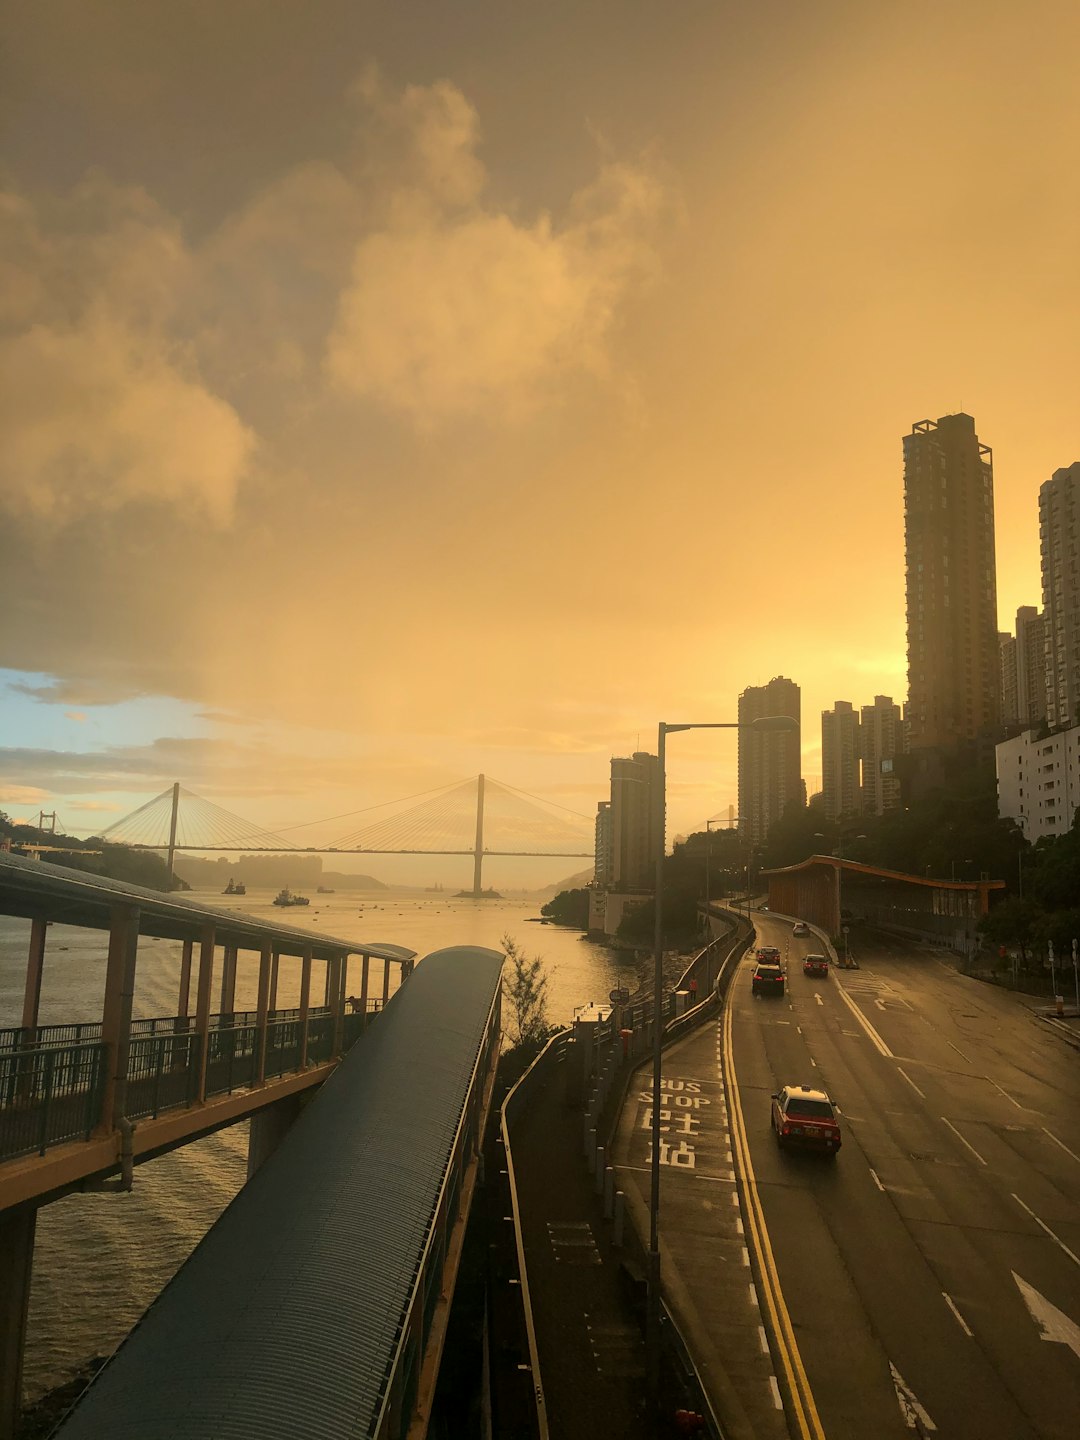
<box><xmin>223</xmin><ymin>878</ymin><xmax>246</xmax><ymax>896</ymax></box>
<box><xmin>273</xmin><ymin>887</ymin><xmax>310</xmax><ymax>907</ymax></box>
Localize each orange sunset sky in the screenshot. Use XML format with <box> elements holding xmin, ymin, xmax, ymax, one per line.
<box><xmin>1</xmin><ymin>1</ymin><xmax>1078</xmax><ymax>885</ymax></box>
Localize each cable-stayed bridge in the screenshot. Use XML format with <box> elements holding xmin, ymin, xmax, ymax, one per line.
<box><xmin>101</xmin><ymin>774</ymin><xmax>594</xmax><ymax>895</ymax></box>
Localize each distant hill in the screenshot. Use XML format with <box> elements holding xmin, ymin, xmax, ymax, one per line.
<box><xmin>530</xmin><ymin>867</ymin><xmax>593</xmax><ymax>897</ymax></box>
<box><xmin>173</xmin><ymin>854</ymin><xmax>387</xmax><ymax>891</ymax></box>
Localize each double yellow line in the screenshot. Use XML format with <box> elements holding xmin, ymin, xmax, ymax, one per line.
<box><xmin>722</xmin><ymin>1001</ymin><xmax>828</xmax><ymax>1440</ymax></box>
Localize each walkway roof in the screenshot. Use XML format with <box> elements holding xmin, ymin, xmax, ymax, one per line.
<box><xmin>54</xmin><ymin>944</ymin><xmax>504</xmax><ymax>1440</ymax></box>
<box><xmin>761</xmin><ymin>853</ymin><xmax>1005</xmax><ymax>891</ymax></box>
<box><xmin>0</xmin><ymin>850</ymin><xmax>416</xmax><ymax>963</ymax></box>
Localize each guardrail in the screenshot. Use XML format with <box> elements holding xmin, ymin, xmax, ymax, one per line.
<box><xmin>0</xmin><ymin>1005</ymin><xmax>337</xmax><ymax>1054</ymax></box>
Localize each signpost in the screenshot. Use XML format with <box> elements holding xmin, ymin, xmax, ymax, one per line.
<box><xmin>1073</xmin><ymin>939</ymin><xmax>1079</xmax><ymax>1016</ymax></box>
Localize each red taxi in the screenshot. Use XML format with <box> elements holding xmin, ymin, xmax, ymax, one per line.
<box><xmin>770</xmin><ymin>1085</ymin><xmax>842</xmax><ymax>1155</ymax></box>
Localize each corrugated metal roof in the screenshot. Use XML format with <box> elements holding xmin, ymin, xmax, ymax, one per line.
<box><xmin>0</xmin><ymin>850</ymin><xmax>414</xmax><ymax>962</ymax></box>
<box><xmin>54</xmin><ymin>943</ymin><xmax>504</xmax><ymax>1440</ymax></box>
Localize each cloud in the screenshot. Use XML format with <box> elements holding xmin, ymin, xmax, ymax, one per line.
<box><xmin>0</xmin><ymin>177</ymin><xmax>254</xmax><ymax>524</ymax></box>
<box><xmin>70</xmin><ymin>799</ymin><xmax>122</xmax><ymax>812</ymax></box>
<box><xmin>64</xmin><ymin>711</ymin><xmax>87</xmax><ymax>722</ymax></box>
<box><xmin>0</xmin><ymin>784</ymin><xmax>50</xmax><ymax>805</ymax></box>
<box><xmin>326</xmin><ymin>75</ymin><xmax>665</xmax><ymax>420</ymax></box>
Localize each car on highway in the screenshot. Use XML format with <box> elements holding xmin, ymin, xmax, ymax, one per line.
<box><xmin>792</xmin><ymin>921</ymin><xmax>810</xmax><ymax>937</ymax></box>
<box><xmin>770</xmin><ymin>1085</ymin><xmax>842</xmax><ymax>1155</ymax></box>
<box><xmin>755</xmin><ymin>945</ymin><xmax>782</xmax><ymax>962</ymax></box>
<box><xmin>751</xmin><ymin>961</ymin><xmax>785</xmax><ymax>997</ymax></box>
<box><xmin>803</xmin><ymin>953</ymin><xmax>829</xmax><ymax>978</ymax></box>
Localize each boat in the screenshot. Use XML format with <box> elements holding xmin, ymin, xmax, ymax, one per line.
<box><xmin>223</xmin><ymin>879</ymin><xmax>246</xmax><ymax>895</ymax></box>
<box><xmin>316</xmin><ymin>886</ymin><xmax>335</xmax><ymax>894</ymax></box>
<box><xmin>273</xmin><ymin>887</ymin><xmax>310</xmax><ymax>907</ymax></box>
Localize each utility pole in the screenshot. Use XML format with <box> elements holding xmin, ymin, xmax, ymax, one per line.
<box><xmin>472</xmin><ymin>773</ymin><xmax>485</xmax><ymax>897</ymax></box>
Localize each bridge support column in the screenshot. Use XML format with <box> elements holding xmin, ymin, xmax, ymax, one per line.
<box><xmin>0</xmin><ymin>1206</ymin><xmax>36</xmax><ymax>1440</ymax></box>
<box><xmin>219</xmin><ymin>944</ymin><xmax>238</xmax><ymax>1018</ymax></box>
<box><xmin>269</xmin><ymin>949</ymin><xmax>280</xmax><ymax>1012</ymax></box>
<box><xmin>359</xmin><ymin>954</ymin><xmax>370</xmax><ymax>1023</ymax></box>
<box><xmin>98</xmin><ymin>905</ymin><xmax>140</xmax><ymax>1131</ymax></box>
<box><xmin>21</xmin><ymin>917</ymin><xmax>47</xmax><ymax>1048</ymax></box>
<box><xmin>330</xmin><ymin>954</ymin><xmax>345</xmax><ymax>1056</ymax></box>
<box><xmin>246</xmin><ymin>1094</ymin><xmax>304</xmax><ymax>1179</ymax></box>
<box><xmin>193</xmin><ymin>927</ymin><xmax>215</xmax><ymax>1104</ymax></box>
<box><xmin>381</xmin><ymin>959</ymin><xmax>391</xmax><ymax>1008</ymax></box>
<box><xmin>298</xmin><ymin>947</ymin><xmax>312</xmax><ymax>1068</ymax></box>
<box><xmin>255</xmin><ymin>944</ymin><xmax>272</xmax><ymax>1086</ymax></box>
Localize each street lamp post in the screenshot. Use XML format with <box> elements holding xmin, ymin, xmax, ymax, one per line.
<box><xmin>647</xmin><ymin>714</ymin><xmax>796</xmax><ymax>1411</ymax></box>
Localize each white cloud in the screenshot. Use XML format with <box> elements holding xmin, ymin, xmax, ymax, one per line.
<box><xmin>326</xmin><ymin>77</ymin><xmax>665</xmax><ymax>421</ymax></box>
<box><xmin>0</xmin><ymin>177</ymin><xmax>253</xmax><ymax>524</ymax></box>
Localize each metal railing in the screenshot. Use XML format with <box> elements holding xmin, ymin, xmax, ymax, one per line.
<box><xmin>0</xmin><ymin>1005</ymin><xmax>334</xmax><ymax>1054</ymax></box>
<box><xmin>0</xmin><ymin>1041</ymin><xmax>106</xmax><ymax>1160</ymax></box>
<box><xmin>1</xmin><ymin>999</ymin><xmax>387</xmax><ymax>1165</ymax></box>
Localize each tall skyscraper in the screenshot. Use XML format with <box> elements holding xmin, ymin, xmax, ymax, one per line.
<box><xmin>593</xmin><ymin>800</ymin><xmax>614</xmax><ymax>886</ymax></box>
<box><xmin>903</xmin><ymin>413</ymin><xmax>1001</xmax><ymax>750</ymax></box>
<box><xmin>1039</xmin><ymin>463</ymin><xmax>1080</xmax><ymax>730</ymax></box>
<box><xmin>860</xmin><ymin>694</ymin><xmax>904</xmax><ymax>815</ymax></box>
<box><xmin>821</xmin><ymin>701</ymin><xmax>861</xmax><ymax>821</ymax></box>
<box><xmin>738</xmin><ymin>676</ymin><xmax>802</xmax><ymax>848</ymax></box>
<box><xmin>608</xmin><ymin>752</ymin><xmax>658</xmax><ymax>890</ymax></box>
<box><xmin>1015</xmin><ymin>605</ymin><xmax>1046</xmax><ymax>727</ymax></box>
<box><xmin>999</xmin><ymin>631</ymin><xmax>1019</xmax><ymax>725</ymax></box>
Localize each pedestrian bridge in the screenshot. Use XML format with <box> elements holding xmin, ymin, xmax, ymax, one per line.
<box><xmin>0</xmin><ymin>851</ymin><xmax>428</xmax><ymax>1439</ymax></box>
<box><xmin>51</xmin><ymin>945</ymin><xmax>505</xmax><ymax>1440</ymax></box>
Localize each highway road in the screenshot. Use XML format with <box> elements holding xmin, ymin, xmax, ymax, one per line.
<box><xmin>728</xmin><ymin>916</ymin><xmax>1080</xmax><ymax>1440</ymax></box>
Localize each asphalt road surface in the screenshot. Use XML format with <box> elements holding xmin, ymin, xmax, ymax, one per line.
<box><xmin>729</xmin><ymin>917</ymin><xmax>1080</xmax><ymax>1440</ymax></box>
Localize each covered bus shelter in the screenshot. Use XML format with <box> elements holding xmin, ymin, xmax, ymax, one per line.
<box><xmin>762</xmin><ymin>855</ymin><xmax>1004</xmax><ymax>954</ymax></box>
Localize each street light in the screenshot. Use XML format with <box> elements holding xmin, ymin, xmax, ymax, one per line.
<box><xmin>647</xmin><ymin>713</ymin><xmax>797</xmax><ymax>1410</ymax></box>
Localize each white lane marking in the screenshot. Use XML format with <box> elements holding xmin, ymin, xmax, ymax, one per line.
<box><xmin>814</xmin><ymin>993</ymin><xmax>824</xmax><ymax>1006</ymax></box>
<box><xmin>1012</xmin><ymin>1193</ymin><xmax>1080</xmax><ymax>1268</ymax></box>
<box><xmin>769</xmin><ymin>1375</ymin><xmax>783</xmax><ymax>1409</ymax></box>
<box><xmin>742</xmin><ymin>1245</ymin><xmax>750</xmax><ymax>1267</ymax></box>
<box><xmin>1013</xmin><ymin>1272</ymin><xmax>1080</xmax><ymax>1360</ymax></box>
<box><xmin>991</xmin><ymin>1079</ymin><xmax>1024</xmax><ymax>1110</ymax></box>
<box><xmin>875</xmin><ymin>998</ymin><xmax>887</xmax><ymax>1011</ymax></box>
<box><xmin>735</xmin><ymin>1216</ymin><xmax>744</xmax><ymax>1236</ymax></box>
<box><xmin>947</xmin><ymin>1039</ymin><xmax>971</xmax><ymax>1063</ymax></box>
<box><xmin>943</xmin><ymin>1292</ymin><xmax>974</xmax><ymax>1337</ymax></box>
<box><xmin>809</xmin><ymin>1056</ymin><xmax>818</xmax><ymax>1067</ymax></box>
<box><xmin>748</xmin><ymin>1282</ymin><xmax>759</xmax><ymax>1307</ymax></box>
<box><xmin>890</xmin><ymin>1362</ymin><xmax>937</xmax><ymax>1431</ymax></box>
<box><xmin>897</xmin><ymin>1067</ymin><xmax>926</xmax><ymax>1099</ymax></box>
<box><xmin>1042</xmin><ymin>1126</ymin><xmax>1080</xmax><ymax>1165</ymax></box>
<box><xmin>758</xmin><ymin>1324</ymin><xmax>769</xmax><ymax>1354</ymax></box>
<box><xmin>868</xmin><ymin>1167</ymin><xmax>885</xmax><ymax>1192</ymax></box>
<box><xmin>796</xmin><ymin>1025</ymin><xmax>803</xmax><ymax>1034</ymax></box>
<box><xmin>941</xmin><ymin>1116</ymin><xmax>988</xmax><ymax>1166</ymax></box>
<box><xmin>835</xmin><ymin>977</ymin><xmax>895</xmax><ymax>1057</ymax></box>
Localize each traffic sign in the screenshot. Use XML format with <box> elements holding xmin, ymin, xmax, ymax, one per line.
<box><xmin>609</xmin><ymin>987</ymin><xmax>630</xmax><ymax>1004</ymax></box>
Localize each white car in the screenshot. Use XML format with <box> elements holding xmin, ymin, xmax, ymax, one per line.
<box><xmin>792</xmin><ymin>921</ymin><xmax>810</xmax><ymax>937</ymax></box>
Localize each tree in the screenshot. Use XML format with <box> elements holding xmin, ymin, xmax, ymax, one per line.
<box><xmin>977</xmin><ymin>898</ymin><xmax>1041</xmax><ymax>964</ymax></box>
<box><xmin>501</xmin><ymin>935</ymin><xmax>552</xmax><ymax>1051</ymax></box>
<box><xmin>540</xmin><ymin>888</ymin><xmax>590</xmax><ymax>927</ymax></box>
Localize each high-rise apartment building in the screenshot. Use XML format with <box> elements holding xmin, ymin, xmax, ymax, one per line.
<box><xmin>593</xmin><ymin>800</ymin><xmax>614</xmax><ymax>886</ymax></box>
<box><xmin>608</xmin><ymin>752</ymin><xmax>658</xmax><ymax>890</ymax></box>
<box><xmin>1015</xmin><ymin>605</ymin><xmax>1046</xmax><ymax>727</ymax></box>
<box><xmin>860</xmin><ymin>694</ymin><xmax>904</xmax><ymax>815</ymax></box>
<box><xmin>903</xmin><ymin>413</ymin><xmax>1001</xmax><ymax>750</ymax></box>
<box><xmin>738</xmin><ymin>677</ymin><xmax>802</xmax><ymax>848</ymax></box>
<box><xmin>999</xmin><ymin>631</ymin><xmax>1019</xmax><ymax>725</ymax></box>
<box><xmin>1039</xmin><ymin>463</ymin><xmax>1080</xmax><ymax>730</ymax></box>
<box><xmin>821</xmin><ymin>701</ymin><xmax>861</xmax><ymax>821</ymax></box>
